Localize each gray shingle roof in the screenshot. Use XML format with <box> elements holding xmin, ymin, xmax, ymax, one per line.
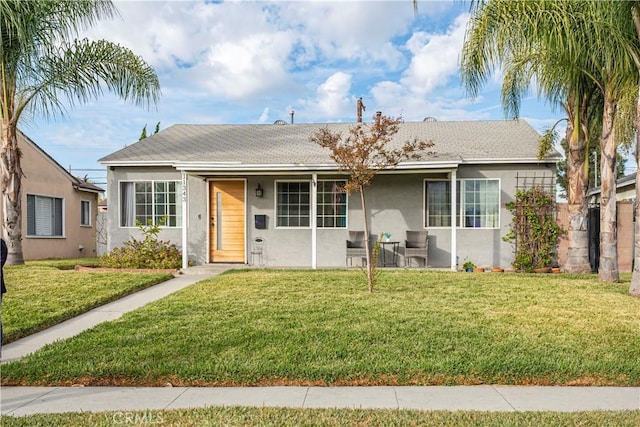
<box><xmin>99</xmin><ymin>119</ymin><xmax>558</xmax><ymax>170</ymax></box>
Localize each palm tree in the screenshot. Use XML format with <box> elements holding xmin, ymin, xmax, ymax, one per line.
<box><xmin>461</xmin><ymin>0</ymin><xmax>597</xmax><ymax>274</ymax></box>
<box><xmin>462</xmin><ymin>1</ymin><xmax>639</xmax><ymax>282</ymax></box>
<box><xmin>628</xmin><ymin>1</ymin><xmax>640</xmax><ymax>296</ymax></box>
<box><xmin>578</xmin><ymin>1</ymin><xmax>637</xmax><ymax>283</ymax></box>
<box><xmin>0</xmin><ymin>1</ymin><xmax>160</xmax><ymax>264</ymax></box>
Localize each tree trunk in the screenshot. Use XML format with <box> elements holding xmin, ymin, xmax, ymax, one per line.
<box><xmin>630</xmin><ymin>85</ymin><xmax>640</xmax><ymax>296</ymax></box>
<box><xmin>563</xmin><ymin>115</ymin><xmax>591</xmax><ymax>273</ymax></box>
<box><xmin>1</xmin><ymin>119</ymin><xmax>25</xmax><ymax>265</ymax></box>
<box><xmin>359</xmin><ymin>186</ymin><xmax>374</xmax><ymax>292</ymax></box>
<box><xmin>630</xmin><ymin>4</ymin><xmax>640</xmax><ymax>296</ymax></box>
<box><xmin>598</xmin><ymin>94</ymin><xmax>619</xmax><ymax>283</ymax></box>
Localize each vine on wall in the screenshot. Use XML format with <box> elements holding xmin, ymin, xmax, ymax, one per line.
<box><xmin>504</xmin><ymin>186</ymin><xmax>565</xmax><ymax>272</ymax></box>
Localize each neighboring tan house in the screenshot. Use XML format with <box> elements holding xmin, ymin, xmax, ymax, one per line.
<box><xmin>0</xmin><ymin>132</ymin><xmax>104</xmax><ymax>260</ymax></box>
<box><xmin>99</xmin><ymin>119</ymin><xmax>560</xmax><ymax>270</ymax></box>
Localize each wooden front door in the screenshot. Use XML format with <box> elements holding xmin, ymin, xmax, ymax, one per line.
<box><xmin>209</xmin><ymin>180</ymin><xmax>245</xmax><ymax>263</ymax></box>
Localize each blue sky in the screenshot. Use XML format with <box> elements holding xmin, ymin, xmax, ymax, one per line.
<box><xmin>21</xmin><ymin>0</ymin><xmax>570</xmax><ymax>186</ymax></box>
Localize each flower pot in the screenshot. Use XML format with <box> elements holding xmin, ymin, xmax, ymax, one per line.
<box><xmin>465</xmin><ymin>268</ymin><xmax>474</xmax><ymax>273</ymax></box>
<box><xmin>491</xmin><ymin>267</ymin><xmax>504</xmax><ymax>273</ymax></box>
<box><xmin>533</xmin><ymin>267</ymin><xmax>551</xmax><ymax>273</ymax></box>
<box><xmin>551</xmin><ymin>267</ymin><xmax>560</xmax><ymax>274</ymax></box>
<box><xmin>473</xmin><ymin>267</ymin><xmax>485</xmax><ymax>273</ymax></box>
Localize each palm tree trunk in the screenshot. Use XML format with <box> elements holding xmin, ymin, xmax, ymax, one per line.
<box><xmin>359</xmin><ymin>185</ymin><xmax>374</xmax><ymax>292</ymax></box>
<box><xmin>630</xmin><ymin>83</ymin><xmax>640</xmax><ymax>295</ymax></box>
<box><xmin>598</xmin><ymin>94</ymin><xmax>619</xmax><ymax>282</ymax></box>
<box><xmin>564</xmin><ymin>114</ymin><xmax>591</xmax><ymax>273</ymax></box>
<box><xmin>1</xmin><ymin>120</ymin><xmax>25</xmax><ymax>265</ymax></box>
<box><xmin>629</xmin><ymin>2</ymin><xmax>640</xmax><ymax>296</ymax></box>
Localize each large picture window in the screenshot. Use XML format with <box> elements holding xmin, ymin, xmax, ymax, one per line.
<box><xmin>120</xmin><ymin>181</ymin><xmax>182</xmax><ymax>227</ymax></box>
<box><xmin>317</xmin><ymin>180</ymin><xmax>347</xmax><ymax>228</ymax></box>
<box><xmin>425</xmin><ymin>179</ymin><xmax>500</xmax><ymax>228</ymax></box>
<box><xmin>27</xmin><ymin>194</ymin><xmax>64</xmax><ymax>237</ymax></box>
<box><xmin>276</xmin><ymin>181</ymin><xmax>310</xmax><ymax>227</ymax></box>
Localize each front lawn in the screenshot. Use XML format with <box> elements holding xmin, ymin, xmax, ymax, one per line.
<box><xmin>2</xmin><ymin>260</ymin><xmax>173</xmax><ymax>343</ymax></box>
<box><xmin>1</xmin><ymin>270</ymin><xmax>638</xmax><ymax>386</ymax></box>
<box><xmin>3</xmin><ymin>407</ymin><xmax>640</xmax><ymax>427</ymax></box>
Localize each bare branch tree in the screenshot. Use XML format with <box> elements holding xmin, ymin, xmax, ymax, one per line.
<box><xmin>310</xmin><ymin>115</ymin><xmax>434</xmax><ymax>292</ymax></box>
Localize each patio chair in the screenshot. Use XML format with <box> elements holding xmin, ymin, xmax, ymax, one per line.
<box><xmin>404</xmin><ymin>230</ymin><xmax>428</xmax><ymax>267</ymax></box>
<box><xmin>250</xmin><ymin>236</ymin><xmax>265</xmax><ymax>267</ymax></box>
<box><xmin>346</xmin><ymin>231</ymin><xmax>367</xmax><ymax>266</ymax></box>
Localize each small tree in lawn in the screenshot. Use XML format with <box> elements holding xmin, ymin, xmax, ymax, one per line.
<box><xmin>310</xmin><ymin>115</ymin><xmax>434</xmax><ymax>292</ymax></box>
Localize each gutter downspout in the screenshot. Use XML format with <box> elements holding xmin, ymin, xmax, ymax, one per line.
<box><xmin>181</xmin><ymin>172</ymin><xmax>188</xmax><ymax>270</ymax></box>
<box><xmin>450</xmin><ymin>169</ymin><xmax>457</xmax><ymax>271</ymax></box>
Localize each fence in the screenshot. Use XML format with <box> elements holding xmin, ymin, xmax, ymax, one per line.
<box><xmin>556</xmin><ymin>201</ymin><xmax>634</xmax><ymax>272</ymax></box>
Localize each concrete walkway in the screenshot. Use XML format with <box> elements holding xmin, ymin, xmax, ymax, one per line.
<box><xmin>2</xmin><ymin>386</ymin><xmax>639</xmax><ymax>415</ymax></box>
<box><xmin>1</xmin><ymin>266</ymin><xmax>639</xmax><ymax>416</ymax></box>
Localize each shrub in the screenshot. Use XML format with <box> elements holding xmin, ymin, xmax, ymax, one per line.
<box><xmin>504</xmin><ymin>187</ymin><xmax>565</xmax><ymax>272</ymax></box>
<box><xmin>99</xmin><ymin>220</ymin><xmax>182</xmax><ymax>270</ymax></box>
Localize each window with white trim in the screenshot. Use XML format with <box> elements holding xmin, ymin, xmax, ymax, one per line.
<box><xmin>317</xmin><ymin>180</ymin><xmax>347</xmax><ymax>228</ymax></box>
<box><xmin>425</xmin><ymin>179</ymin><xmax>500</xmax><ymax>228</ymax></box>
<box><xmin>425</xmin><ymin>180</ymin><xmax>456</xmax><ymax>227</ymax></box>
<box><xmin>27</xmin><ymin>194</ymin><xmax>64</xmax><ymax>237</ymax></box>
<box><xmin>81</xmin><ymin>200</ymin><xmax>91</xmax><ymax>226</ymax></box>
<box><xmin>462</xmin><ymin>179</ymin><xmax>500</xmax><ymax>228</ymax></box>
<box><xmin>120</xmin><ymin>181</ymin><xmax>182</xmax><ymax>227</ymax></box>
<box><xmin>276</xmin><ymin>181</ymin><xmax>310</xmax><ymax>227</ymax></box>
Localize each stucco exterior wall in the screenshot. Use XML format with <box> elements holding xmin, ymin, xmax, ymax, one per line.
<box><xmin>107</xmin><ymin>163</ymin><xmax>556</xmax><ymax>269</ymax></box>
<box><xmin>105</xmin><ymin>167</ymin><xmax>185</xmax><ymax>253</ymax></box>
<box><xmin>19</xmin><ymin>137</ymin><xmax>100</xmax><ymax>260</ymax></box>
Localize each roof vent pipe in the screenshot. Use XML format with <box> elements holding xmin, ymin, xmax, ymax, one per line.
<box><xmin>290</xmin><ymin>110</ymin><xmax>294</xmax><ymax>124</ymax></box>
<box><xmin>357</xmin><ymin>97</ymin><xmax>366</xmax><ymax>123</ymax></box>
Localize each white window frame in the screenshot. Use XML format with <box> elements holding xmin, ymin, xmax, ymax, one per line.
<box><xmin>26</xmin><ymin>193</ymin><xmax>65</xmax><ymax>238</ymax></box>
<box><xmin>460</xmin><ymin>179</ymin><xmax>500</xmax><ymax>229</ymax></box>
<box><xmin>119</xmin><ymin>180</ymin><xmax>182</xmax><ymax>228</ymax></box>
<box><xmin>317</xmin><ymin>179</ymin><xmax>348</xmax><ymax>229</ymax></box>
<box><xmin>274</xmin><ymin>180</ymin><xmax>311</xmax><ymax>229</ymax></box>
<box><xmin>80</xmin><ymin>200</ymin><xmax>91</xmax><ymax>227</ymax></box>
<box><xmin>424</xmin><ymin>178</ymin><xmax>501</xmax><ymax>229</ymax></box>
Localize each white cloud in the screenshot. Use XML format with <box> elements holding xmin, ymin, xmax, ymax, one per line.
<box><xmin>400</xmin><ymin>13</ymin><xmax>469</xmax><ymax>96</ymax></box>
<box><xmin>300</xmin><ymin>72</ymin><xmax>354</xmax><ymax>119</ymax></box>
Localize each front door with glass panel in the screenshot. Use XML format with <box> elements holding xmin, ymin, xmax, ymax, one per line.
<box><xmin>209</xmin><ymin>181</ymin><xmax>245</xmax><ymax>263</ymax></box>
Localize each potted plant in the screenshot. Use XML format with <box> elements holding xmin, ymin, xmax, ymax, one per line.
<box><xmin>462</xmin><ymin>259</ymin><xmax>476</xmax><ymax>272</ymax></box>
<box><xmin>383</xmin><ymin>232</ymin><xmax>392</xmax><ymax>242</ymax></box>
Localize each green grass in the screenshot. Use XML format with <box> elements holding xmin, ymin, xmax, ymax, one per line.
<box><xmin>20</xmin><ymin>257</ymin><xmax>100</xmax><ymax>270</ymax></box>
<box><xmin>2</xmin><ymin>270</ymin><xmax>638</xmax><ymax>387</ymax></box>
<box><xmin>2</xmin><ymin>260</ymin><xmax>173</xmax><ymax>343</ymax></box>
<box><xmin>3</xmin><ymin>408</ymin><xmax>640</xmax><ymax>426</ymax></box>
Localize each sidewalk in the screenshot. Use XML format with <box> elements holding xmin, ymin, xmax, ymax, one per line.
<box><xmin>1</xmin><ymin>266</ymin><xmax>639</xmax><ymax>416</ymax></box>
<box><xmin>2</xmin><ymin>385</ymin><xmax>639</xmax><ymax>415</ymax></box>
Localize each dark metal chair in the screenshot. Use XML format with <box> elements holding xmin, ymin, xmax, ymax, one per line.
<box><xmin>250</xmin><ymin>236</ymin><xmax>265</xmax><ymax>267</ymax></box>
<box><xmin>404</xmin><ymin>230</ymin><xmax>428</xmax><ymax>267</ymax></box>
<box><xmin>346</xmin><ymin>231</ymin><xmax>367</xmax><ymax>266</ymax></box>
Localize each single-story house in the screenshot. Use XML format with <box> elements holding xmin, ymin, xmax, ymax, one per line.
<box><xmin>0</xmin><ymin>132</ymin><xmax>104</xmax><ymax>259</ymax></box>
<box><xmin>99</xmin><ymin>119</ymin><xmax>560</xmax><ymax>270</ymax></box>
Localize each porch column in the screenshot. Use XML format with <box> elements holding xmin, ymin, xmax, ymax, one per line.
<box><xmin>311</xmin><ymin>173</ymin><xmax>318</xmax><ymax>269</ymax></box>
<box><xmin>181</xmin><ymin>171</ymin><xmax>188</xmax><ymax>270</ymax></box>
<box><xmin>450</xmin><ymin>169</ymin><xmax>457</xmax><ymax>271</ymax></box>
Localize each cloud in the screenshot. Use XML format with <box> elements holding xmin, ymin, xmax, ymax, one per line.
<box><xmin>400</xmin><ymin>13</ymin><xmax>469</xmax><ymax>96</ymax></box>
